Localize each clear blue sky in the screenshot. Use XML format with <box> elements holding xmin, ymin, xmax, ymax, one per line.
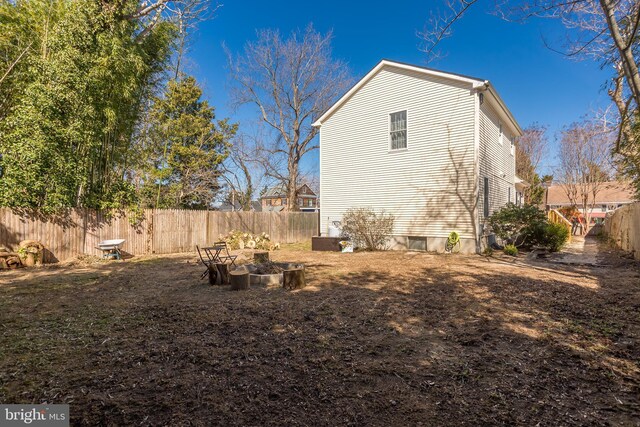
<box><xmin>186</xmin><ymin>0</ymin><xmax>612</xmax><ymax>177</ymax></box>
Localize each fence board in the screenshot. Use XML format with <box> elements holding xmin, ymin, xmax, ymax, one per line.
<box><xmin>604</xmin><ymin>202</ymin><xmax>640</xmax><ymax>260</ymax></box>
<box><xmin>0</xmin><ymin>208</ymin><xmax>317</xmax><ymax>262</ymax></box>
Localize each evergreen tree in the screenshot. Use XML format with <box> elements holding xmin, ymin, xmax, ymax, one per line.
<box><xmin>141</xmin><ymin>76</ymin><xmax>236</xmax><ymax>209</ymax></box>
<box><xmin>0</xmin><ymin>0</ymin><xmax>175</xmax><ymax>212</ymax></box>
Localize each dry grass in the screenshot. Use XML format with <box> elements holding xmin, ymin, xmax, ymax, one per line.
<box><xmin>1</xmin><ymin>247</ymin><xmax>639</xmax><ymax>426</ymax></box>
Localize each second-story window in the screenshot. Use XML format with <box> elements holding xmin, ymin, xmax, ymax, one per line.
<box><xmin>390</xmin><ymin>110</ymin><xmax>407</xmax><ymax>150</ymax></box>
<box><xmin>499</xmin><ymin>122</ymin><xmax>503</xmax><ymax>145</ymax></box>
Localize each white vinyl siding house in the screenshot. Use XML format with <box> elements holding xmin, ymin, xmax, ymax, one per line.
<box><xmin>478</xmin><ymin>100</ymin><xmax>518</xmax><ymax>229</ymax></box>
<box><xmin>314</xmin><ymin>60</ymin><xmax>521</xmax><ymax>253</ymax></box>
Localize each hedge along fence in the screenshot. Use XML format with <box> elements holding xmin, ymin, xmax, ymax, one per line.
<box><xmin>0</xmin><ymin>208</ymin><xmax>319</xmax><ymax>263</ymax></box>
<box><xmin>603</xmin><ymin>202</ymin><xmax>640</xmax><ymax>260</ymax></box>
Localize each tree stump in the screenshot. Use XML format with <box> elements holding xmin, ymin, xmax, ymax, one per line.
<box><xmin>6</xmin><ymin>256</ymin><xmax>22</xmax><ymax>269</ymax></box>
<box><xmin>216</xmin><ymin>263</ymin><xmax>230</xmax><ymax>286</ymax></box>
<box><xmin>283</xmin><ymin>267</ymin><xmax>305</xmax><ymax>290</ymax></box>
<box><xmin>254</xmin><ymin>251</ymin><xmax>269</xmax><ymax>264</ymax></box>
<box><xmin>208</xmin><ymin>264</ymin><xmax>218</xmax><ymax>286</ymax></box>
<box><xmin>230</xmin><ymin>270</ymin><xmax>250</xmax><ymax>291</ymax></box>
<box><xmin>0</xmin><ymin>251</ymin><xmax>17</xmax><ymax>270</ymax></box>
<box><xmin>19</xmin><ymin>240</ymin><xmax>44</xmax><ymax>266</ymax></box>
<box><xmin>22</xmin><ymin>253</ymin><xmax>36</xmax><ymax>267</ymax></box>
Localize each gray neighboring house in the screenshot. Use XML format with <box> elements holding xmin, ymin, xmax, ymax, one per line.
<box><xmin>313</xmin><ymin>59</ymin><xmax>522</xmax><ymax>253</ymax></box>
<box><xmin>217</xmin><ymin>200</ymin><xmax>262</xmax><ymax>212</ymax></box>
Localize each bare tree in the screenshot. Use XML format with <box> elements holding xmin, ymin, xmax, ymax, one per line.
<box><xmin>557</xmin><ymin>118</ymin><xmax>614</xmax><ymax>233</ymax></box>
<box><xmin>220</xmin><ymin>131</ymin><xmax>269</xmax><ymax>211</ymax></box>
<box><xmin>420</xmin><ymin>1</ymin><xmax>639</xmax><ymax>105</ymax></box>
<box><xmin>419</xmin><ymin>1</ymin><xmax>640</xmax><ymax>176</ymax></box>
<box><xmin>227</xmin><ymin>25</ymin><xmax>351</xmax><ymax>211</ymax></box>
<box><xmin>417</xmin><ymin>0</ymin><xmax>481</xmax><ymax>61</ymax></box>
<box><xmin>127</xmin><ymin>0</ymin><xmax>222</xmax><ymax>42</ymax></box>
<box><xmin>516</xmin><ymin>123</ymin><xmax>549</xmax><ymax>203</ymax></box>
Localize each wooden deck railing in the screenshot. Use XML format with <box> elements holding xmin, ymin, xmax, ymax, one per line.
<box><xmin>547</xmin><ymin>209</ymin><xmax>572</xmax><ymax>243</ymax></box>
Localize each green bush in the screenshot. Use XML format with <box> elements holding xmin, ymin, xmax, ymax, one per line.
<box><xmin>503</xmin><ymin>244</ymin><xmax>519</xmax><ymax>256</ymax></box>
<box><xmin>544</xmin><ymin>222</ymin><xmax>570</xmax><ymax>252</ymax></box>
<box><xmin>488</xmin><ymin>203</ymin><xmax>548</xmax><ymax>248</ymax></box>
<box><xmin>488</xmin><ymin>203</ymin><xmax>571</xmax><ymax>252</ymax></box>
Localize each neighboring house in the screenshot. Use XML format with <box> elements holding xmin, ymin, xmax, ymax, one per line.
<box><xmin>218</xmin><ymin>201</ymin><xmax>242</xmax><ymax>212</ymax></box>
<box><xmin>313</xmin><ymin>59</ymin><xmax>522</xmax><ymax>253</ymax></box>
<box><xmin>514</xmin><ymin>176</ymin><xmax>529</xmax><ymax>206</ymax></box>
<box><xmin>218</xmin><ymin>200</ymin><xmax>263</xmax><ymax>212</ymax></box>
<box><xmin>545</xmin><ymin>182</ymin><xmax>635</xmax><ymax>219</ymax></box>
<box><xmin>260</xmin><ymin>184</ymin><xmax>319</xmax><ymax>212</ymax></box>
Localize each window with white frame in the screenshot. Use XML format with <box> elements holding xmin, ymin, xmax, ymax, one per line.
<box><xmin>498</xmin><ymin>122</ymin><xmax>503</xmax><ymax>145</ymax></box>
<box><xmin>510</xmin><ymin>135</ymin><xmax>515</xmax><ymax>155</ymax></box>
<box><xmin>390</xmin><ymin>110</ymin><xmax>407</xmax><ymax>150</ymax></box>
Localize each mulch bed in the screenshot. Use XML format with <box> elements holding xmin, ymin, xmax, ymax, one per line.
<box><xmin>0</xmin><ymin>249</ymin><xmax>639</xmax><ymax>425</ymax></box>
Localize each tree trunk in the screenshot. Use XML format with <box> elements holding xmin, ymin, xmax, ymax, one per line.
<box><xmin>287</xmin><ymin>160</ymin><xmax>299</xmax><ymax>211</ymax></box>
<box><xmin>23</xmin><ymin>253</ymin><xmax>36</xmax><ymax>267</ymax></box>
<box><xmin>216</xmin><ymin>263</ymin><xmax>230</xmax><ymax>286</ymax></box>
<box><xmin>208</xmin><ymin>264</ymin><xmax>218</xmax><ymax>285</ymax></box>
<box><xmin>599</xmin><ymin>0</ymin><xmax>640</xmax><ymax>108</ymax></box>
<box><xmin>609</xmin><ymin>65</ymin><xmax>634</xmax><ymax>151</ymax></box>
<box><xmin>283</xmin><ymin>267</ymin><xmax>305</xmax><ymax>290</ymax></box>
<box><xmin>6</xmin><ymin>256</ymin><xmax>21</xmax><ymax>268</ymax></box>
<box><xmin>230</xmin><ymin>270</ymin><xmax>250</xmax><ymax>290</ymax></box>
<box><xmin>254</xmin><ymin>251</ymin><xmax>269</xmax><ymax>264</ymax></box>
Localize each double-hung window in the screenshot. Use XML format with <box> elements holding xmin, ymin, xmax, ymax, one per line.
<box><xmin>390</xmin><ymin>110</ymin><xmax>407</xmax><ymax>150</ymax></box>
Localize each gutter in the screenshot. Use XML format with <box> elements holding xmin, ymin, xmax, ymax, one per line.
<box><xmin>472</xmin><ymin>80</ymin><xmax>522</xmax><ymax>136</ymax></box>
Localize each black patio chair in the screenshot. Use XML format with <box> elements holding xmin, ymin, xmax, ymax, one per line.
<box><xmin>196</xmin><ymin>245</ymin><xmax>212</xmax><ymax>279</ymax></box>
<box><xmin>210</xmin><ymin>241</ymin><xmax>237</xmax><ymax>267</ymax></box>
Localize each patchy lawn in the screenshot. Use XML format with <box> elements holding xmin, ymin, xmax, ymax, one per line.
<box><xmin>1</xmin><ymin>247</ymin><xmax>639</xmax><ymax>426</ymax></box>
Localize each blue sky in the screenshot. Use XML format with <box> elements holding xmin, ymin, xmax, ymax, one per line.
<box><xmin>186</xmin><ymin>0</ymin><xmax>613</xmax><ymax>177</ymax></box>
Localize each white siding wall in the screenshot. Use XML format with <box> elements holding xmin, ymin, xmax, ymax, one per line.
<box><xmin>319</xmin><ymin>66</ymin><xmax>477</xmax><ymax>247</ymax></box>
<box><xmin>478</xmin><ymin>100</ymin><xmax>516</xmax><ymax>230</ymax></box>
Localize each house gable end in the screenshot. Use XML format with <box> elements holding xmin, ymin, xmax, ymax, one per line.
<box><xmin>313</xmin><ymin>60</ymin><xmax>486</xmax><ymax>128</ymax></box>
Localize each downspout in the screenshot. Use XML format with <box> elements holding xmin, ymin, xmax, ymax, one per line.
<box><xmin>314</xmin><ymin>121</ymin><xmax>323</xmax><ymax>236</ymax></box>
<box><xmin>473</xmin><ymin>81</ymin><xmax>489</xmax><ymax>253</ymax></box>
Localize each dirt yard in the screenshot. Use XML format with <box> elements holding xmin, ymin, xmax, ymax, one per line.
<box><xmin>1</xmin><ymin>244</ymin><xmax>639</xmax><ymax>426</ymax></box>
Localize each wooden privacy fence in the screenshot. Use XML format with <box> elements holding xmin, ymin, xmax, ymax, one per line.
<box><xmin>604</xmin><ymin>202</ymin><xmax>640</xmax><ymax>260</ymax></box>
<box><xmin>0</xmin><ymin>208</ymin><xmax>318</xmax><ymax>263</ymax></box>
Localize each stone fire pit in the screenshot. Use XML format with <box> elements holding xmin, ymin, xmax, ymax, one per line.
<box><xmin>233</xmin><ymin>262</ymin><xmax>304</xmax><ymax>286</ymax></box>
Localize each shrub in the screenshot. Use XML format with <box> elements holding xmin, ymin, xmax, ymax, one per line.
<box><xmin>543</xmin><ymin>222</ymin><xmax>570</xmax><ymax>252</ymax></box>
<box><xmin>488</xmin><ymin>203</ymin><xmax>570</xmax><ymax>252</ymax></box>
<box><xmin>503</xmin><ymin>244</ymin><xmax>518</xmax><ymax>256</ymax></box>
<box><xmin>488</xmin><ymin>203</ymin><xmax>548</xmax><ymax>248</ymax></box>
<box><xmin>340</xmin><ymin>207</ymin><xmax>395</xmax><ymax>250</ymax></box>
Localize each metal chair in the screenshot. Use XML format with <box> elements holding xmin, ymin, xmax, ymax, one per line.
<box><xmin>196</xmin><ymin>245</ymin><xmax>212</xmax><ymax>279</ymax></box>
<box><xmin>209</xmin><ymin>241</ymin><xmax>237</xmax><ymax>267</ymax></box>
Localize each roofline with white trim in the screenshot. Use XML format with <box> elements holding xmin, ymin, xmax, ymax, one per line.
<box><xmin>312</xmin><ymin>59</ymin><xmax>522</xmax><ymax>137</ymax></box>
